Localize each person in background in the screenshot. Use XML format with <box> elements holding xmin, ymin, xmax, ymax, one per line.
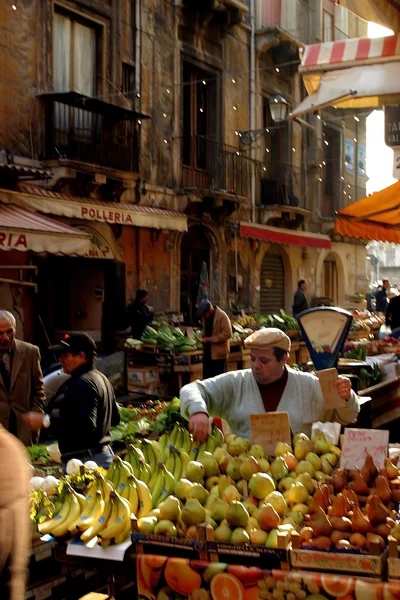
<box><xmin>386</xmin><ymin>293</ymin><xmax>400</xmax><ymax>333</ymax></box>
<box><xmin>196</xmin><ymin>300</ymin><xmax>232</xmax><ymax>380</ymax></box>
<box><xmin>375</xmin><ymin>279</ymin><xmax>390</xmax><ymax>313</ymax></box>
<box><xmin>0</xmin><ymin>424</ymin><xmax>31</xmax><ymax>600</ymax></box>
<box><xmin>22</xmin><ymin>333</ymin><xmax>120</xmax><ymax>470</ymax></box>
<box><xmin>127</xmin><ymin>289</ymin><xmax>153</xmax><ymax>340</ymax></box>
<box><xmin>181</xmin><ymin>328</ymin><xmax>360</xmax><ymax>441</ymax></box>
<box><xmin>0</xmin><ymin>310</ymin><xmax>45</xmax><ymax>445</ymax></box>
<box><xmin>292</xmin><ymin>280</ymin><xmax>309</xmax><ymax>317</ymax></box>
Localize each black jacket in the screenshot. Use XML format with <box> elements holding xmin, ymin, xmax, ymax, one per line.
<box><xmin>49</xmin><ymin>363</ymin><xmax>120</xmax><ymax>456</ymax></box>
<box><xmin>386</xmin><ymin>295</ymin><xmax>400</xmax><ymax>331</ymax></box>
<box><xmin>292</xmin><ymin>288</ymin><xmax>309</xmax><ymax>317</ymax></box>
<box><xmin>375</xmin><ymin>287</ymin><xmax>388</xmax><ymax>313</ymax></box>
<box><xmin>127</xmin><ymin>300</ymin><xmax>153</xmax><ymax>339</ymax></box>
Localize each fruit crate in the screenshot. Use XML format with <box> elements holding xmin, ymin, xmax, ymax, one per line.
<box><xmin>173</xmin><ymin>351</ymin><xmax>203</xmax><ymax>369</ymax></box>
<box><xmin>204</xmin><ymin>526</ymin><xmax>291</xmax><ymax>569</ymax></box>
<box><xmin>130</xmin><ymin>522</ymin><xmax>208</xmax><ymax>560</ymax></box>
<box><xmin>291</xmin><ymin>534</ymin><xmax>387</xmax><ymax>578</ymax></box>
<box><xmin>387</xmin><ymin>536</ymin><xmax>400</xmax><ymax>580</ymax></box>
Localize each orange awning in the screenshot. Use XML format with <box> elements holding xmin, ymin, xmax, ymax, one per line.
<box><xmin>335</xmin><ymin>180</ymin><xmax>400</xmax><ymax>243</ymax></box>
<box><xmin>337</xmin><ymin>0</ymin><xmax>400</xmax><ymax>33</ymax></box>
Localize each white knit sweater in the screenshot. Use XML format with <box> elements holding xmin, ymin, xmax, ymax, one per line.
<box><xmin>180</xmin><ymin>367</ymin><xmax>360</xmax><ymax>438</ymax></box>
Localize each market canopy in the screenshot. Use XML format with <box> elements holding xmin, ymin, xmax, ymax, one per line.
<box><xmin>0</xmin><ymin>203</ymin><xmax>91</xmax><ymax>255</ymax></box>
<box><xmin>291</xmin><ymin>34</ymin><xmax>400</xmax><ymax>117</ymax></box>
<box><xmin>0</xmin><ymin>186</ymin><xmax>188</xmax><ymax>233</ymax></box>
<box><xmin>335</xmin><ymin>180</ymin><xmax>400</xmax><ymax>243</ymax></box>
<box><xmin>240</xmin><ymin>222</ymin><xmax>331</xmax><ymax>249</ymax></box>
<box><xmin>337</xmin><ymin>0</ymin><xmax>400</xmax><ymax>33</ymax></box>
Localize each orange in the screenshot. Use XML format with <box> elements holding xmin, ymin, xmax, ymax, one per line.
<box><xmin>244</xmin><ymin>586</ymin><xmax>259</xmax><ymax>600</ymax></box>
<box><xmin>143</xmin><ymin>555</ymin><xmax>167</xmax><ymax>570</ymax></box>
<box><xmin>210</xmin><ymin>573</ymin><xmax>244</xmax><ymax>600</ymax></box>
<box><xmin>227</xmin><ymin>566</ymin><xmax>262</xmax><ymax>587</ymax></box>
<box><xmin>165</xmin><ymin>558</ymin><xmax>202</xmax><ymax>595</ymax></box>
<box><xmin>321</xmin><ymin>574</ymin><xmax>355</xmax><ymax>598</ymax></box>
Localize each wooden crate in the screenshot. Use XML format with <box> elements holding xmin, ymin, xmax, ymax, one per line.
<box><xmin>388</xmin><ymin>536</ymin><xmax>400</xmax><ymax>579</ymax></box>
<box><xmin>131</xmin><ymin>521</ymin><xmax>208</xmax><ymax>560</ymax></box>
<box><xmin>291</xmin><ymin>533</ymin><xmax>387</xmax><ymax>578</ymax></box>
<box><xmin>297</xmin><ymin>343</ymin><xmax>310</xmax><ymax>364</ymax></box>
<box><xmin>288</xmin><ymin>341</ymin><xmax>300</xmax><ymax>365</ymax></box>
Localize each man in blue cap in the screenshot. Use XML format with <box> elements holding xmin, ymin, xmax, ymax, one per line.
<box><xmin>197</xmin><ymin>300</ymin><xmax>232</xmax><ymax>380</ymax></box>
<box><xmin>22</xmin><ymin>332</ymin><xmax>120</xmax><ymax>470</ymax></box>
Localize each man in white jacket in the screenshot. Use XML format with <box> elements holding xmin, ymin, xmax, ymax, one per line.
<box><xmin>180</xmin><ymin>328</ymin><xmax>360</xmax><ymax>441</ymax></box>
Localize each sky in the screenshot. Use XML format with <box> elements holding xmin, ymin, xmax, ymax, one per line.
<box><xmin>366</xmin><ymin>22</ymin><xmax>396</xmax><ymax>194</ymax></box>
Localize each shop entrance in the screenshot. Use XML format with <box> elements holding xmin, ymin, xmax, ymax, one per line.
<box><xmin>324</xmin><ymin>254</ymin><xmax>339</xmax><ymax>306</ymax></box>
<box><xmin>40</xmin><ymin>257</ymin><xmax>125</xmax><ymax>354</ymax></box>
<box><xmin>260</xmin><ymin>250</ymin><xmax>285</xmax><ymax>313</ymax></box>
<box><xmin>180</xmin><ymin>226</ymin><xmax>211</xmax><ymax>324</ymax></box>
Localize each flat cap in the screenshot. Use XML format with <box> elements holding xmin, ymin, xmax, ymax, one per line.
<box><xmin>244</xmin><ymin>327</ymin><xmax>291</xmax><ymax>351</ymax></box>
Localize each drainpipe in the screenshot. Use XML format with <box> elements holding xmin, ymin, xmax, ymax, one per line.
<box><xmin>135</xmin><ymin>0</ymin><xmax>141</xmax><ymax>110</ymax></box>
<box><xmin>250</xmin><ymin>0</ymin><xmax>256</xmax><ymax>223</ymax></box>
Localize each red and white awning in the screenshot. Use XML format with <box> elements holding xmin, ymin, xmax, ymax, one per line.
<box><xmin>240</xmin><ymin>223</ymin><xmax>331</xmax><ymax>249</ymax></box>
<box><xmin>0</xmin><ymin>204</ymin><xmax>91</xmax><ymax>255</ymax></box>
<box><xmin>291</xmin><ymin>34</ymin><xmax>400</xmax><ymax>118</ymax></box>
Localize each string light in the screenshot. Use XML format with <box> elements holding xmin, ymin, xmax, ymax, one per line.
<box><xmin>163</xmin><ymin>113</ymin><xmax>167</xmax><ymax>118</ymax></box>
<box><xmin>354</xmin><ymin>116</ymin><xmax>360</xmax><ymax>122</ymax></box>
<box><xmin>324</xmin><ymin>140</ymin><xmax>329</xmax><ymax>145</ymax></box>
<box><xmin>11</xmin><ymin>3</ymin><xmax>17</xmax><ymax>9</ymax></box>
<box><xmin>233</xmin><ymin>105</ymin><xmax>237</xmax><ymax>111</ymax></box>
<box><xmin>275</xmin><ymin>68</ymin><xmax>280</xmax><ymax>73</ymax></box>
<box><xmin>292</xmin><ymin>147</ymin><xmax>296</xmax><ymax>152</ymax></box>
<box><xmin>202</xmin><ymin>80</ymin><xmax>206</xmax><ymax>85</ymax></box>
<box><xmin>354</xmin><ymin>137</ymin><xmax>358</xmax><ymax>143</ymax></box>
<box><xmin>136</xmin><ymin>93</ymin><xmax>141</xmax><ymax>98</ymax></box>
<box><xmin>265</xmin><ymin>149</ymin><xmax>269</xmax><ymax>153</ymax></box>
<box><xmin>316</xmin><ymin>115</ymin><xmax>321</xmax><ymax>120</ymax></box>
<box><xmin>163</xmin><ymin>139</ymin><xmax>168</xmax><ymax>144</ymax></box>
<box><xmin>137</xmin><ymin>119</ymin><xmax>142</xmax><ymax>125</ymax></box>
<box><xmin>318</xmin><ymin>177</ymin><xmax>323</xmax><ymax>182</ymax></box>
<box><xmin>232</xmin><ymin>78</ymin><xmax>236</xmax><ymax>83</ymax></box>
<box><xmin>166</xmin><ymin>89</ymin><xmax>171</xmax><ymax>94</ymax></box>
<box><xmin>341</xmin><ymin>176</ymin><xmax>345</xmax><ymax>181</ymax></box>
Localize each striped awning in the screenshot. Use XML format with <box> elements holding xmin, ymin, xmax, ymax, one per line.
<box><xmin>0</xmin><ymin>204</ymin><xmax>91</xmax><ymax>255</ymax></box>
<box><xmin>240</xmin><ymin>223</ymin><xmax>331</xmax><ymax>249</ymax></box>
<box><xmin>291</xmin><ymin>34</ymin><xmax>400</xmax><ymax>117</ymax></box>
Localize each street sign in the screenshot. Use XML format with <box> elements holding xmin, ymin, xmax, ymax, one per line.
<box><xmin>385</xmin><ymin>105</ymin><xmax>400</xmax><ymax>147</ymax></box>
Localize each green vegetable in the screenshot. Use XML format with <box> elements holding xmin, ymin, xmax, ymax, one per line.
<box><xmin>27</xmin><ymin>445</ymin><xmax>52</xmax><ymax>464</ymax></box>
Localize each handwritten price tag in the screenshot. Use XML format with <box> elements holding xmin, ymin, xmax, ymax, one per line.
<box><xmin>249</xmin><ymin>412</ymin><xmax>292</xmax><ymax>456</ymax></box>
<box><xmin>340</xmin><ymin>428</ymin><xmax>389</xmax><ymax>470</ymax></box>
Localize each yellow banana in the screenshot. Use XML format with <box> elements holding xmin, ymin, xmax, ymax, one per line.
<box><xmin>206</xmin><ymin>433</ymin><xmax>217</xmax><ymax>452</ymax></box>
<box><xmin>138</xmin><ymin>459</ymin><xmax>151</xmax><ymax>484</ymax></box>
<box><xmin>133</xmin><ymin>476</ymin><xmax>153</xmax><ymax>518</ymax></box>
<box><xmin>38</xmin><ymin>493</ymin><xmax>72</xmax><ymax>536</ymax></box>
<box><xmin>126</xmin><ymin>476</ymin><xmax>139</xmax><ymax>515</ymax></box>
<box><xmin>165</xmin><ymin>448</ymin><xmax>176</xmax><ymax>476</ymax></box>
<box><xmin>113</xmin><ymin>521</ymin><xmax>131</xmax><ymax>545</ymax></box>
<box><xmin>106</xmin><ymin>456</ymin><xmax>121</xmax><ymax>487</ymax></box>
<box><xmin>181</xmin><ymin>427</ymin><xmax>192</xmax><ymax>454</ymax></box>
<box><xmin>99</xmin><ymin>492</ymin><xmax>131</xmax><ymax>543</ymax></box>
<box><xmin>180</xmin><ymin>450</ymin><xmax>190</xmax><ymax>478</ymax></box>
<box><xmin>158</xmin><ymin>432</ymin><xmax>169</xmax><ymax>460</ymax></box>
<box><xmin>51</xmin><ymin>494</ymin><xmax>82</xmax><ymax>538</ymax></box>
<box><xmin>116</xmin><ymin>461</ymin><xmax>131</xmax><ymax>496</ymax></box>
<box><xmin>155</xmin><ymin>465</ymin><xmax>174</xmax><ymax>506</ymax></box>
<box><xmin>172</xmin><ymin>450</ymin><xmax>182</xmax><ymax>481</ymax></box>
<box><xmin>189</xmin><ymin>440</ymin><xmax>200</xmax><ymax>460</ymax></box>
<box><xmin>168</xmin><ymin>424</ymin><xmax>180</xmax><ymax>447</ymax></box>
<box><xmin>174</xmin><ymin>426</ymin><xmax>184</xmax><ymax>450</ymax></box>
<box><xmin>150</xmin><ymin>466</ymin><xmax>165</xmax><ymax>508</ymax></box>
<box><xmin>212</xmin><ymin>423</ymin><xmax>224</xmax><ymax>446</ymax></box>
<box><xmin>68</xmin><ymin>490</ymin><xmax>105</xmax><ymax>534</ymax></box>
<box><xmin>80</xmin><ymin>499</ymin><xmax>113</xmax><ymax>544</ymax></box>
<box><xmin>97</xmin><ymin>475</ymin><xmax>113</xmax><ymax>501</ymax></box>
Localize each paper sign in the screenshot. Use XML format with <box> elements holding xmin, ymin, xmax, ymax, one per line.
<box><xmin>317</xmin><ymin>368</ymin><xmax>346</xmax><ymax>409</ymax></box>
<box><xmin>340</xmin><ymin>428</ymin><xmax>389</xmax><ymax>470</ymax></box>
<box><xmin>249</xmin><ymin>411</ymin><xmax>292</xmax><ymax>456</ymax></box>
<box><xmin>66</xmin><ymin>538</ymin><xmax>132</xmax><ymax>561</ymax></box>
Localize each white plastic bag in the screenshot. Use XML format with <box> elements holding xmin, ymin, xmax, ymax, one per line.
<box><xmin>311</xmin><ymin>421</ymin><xmax>341</xmax><ymax>445</ymax></box>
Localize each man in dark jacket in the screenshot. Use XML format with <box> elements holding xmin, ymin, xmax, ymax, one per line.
<box><xmin>23</xmin><ymin>333</ymin><xmax>120</xmax><ymax>469</ymax></box>
<box><xmin>292</xmin><ymin>280</ymin><xmax>309</xmax><ymax>317</ymax></box>
<box><xmin>386</xmin><ymin>294</ymin><xmax>400</xmax><ymax>332</ymax></box>
<box><xmin>127</xmin><ymin>289</ymin><xmax>153</xmax><ymax>340</ymax></box>
<box><xmin>375</xmin><ymin>279</ymin><xmax>390</xmax><ymax>313</ymax></box>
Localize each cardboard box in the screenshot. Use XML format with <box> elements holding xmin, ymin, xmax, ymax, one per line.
<box><xmin>127</xmin><ymin>366</ymin><xmax>160</xmax><ymax>386</ymax></box>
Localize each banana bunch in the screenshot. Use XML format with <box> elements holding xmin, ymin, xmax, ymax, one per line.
<box><xmin>136</xmin><ymin>439</ymin><xmax>163</xmax><ymax>471</ymax></box>
<box><xmin>106</xmin><ymin>455</ymin><xmax>133</xmax><ymax>495</ymax></box>
<box><xmin>81</xmin><ymin>490</ymin><xmax>131</xmax><ymax>547</ymax></box>
<box><xmin>38</xmin><ymin>484</ymin><xmax>84</xmax><ymax>538</ymax></box>
<box><xmin>68</xmin><ymin>488</ymin><xmax>105</xmax><ymax>536</ymax></box>
<box><xmin>147</xmin><ymin>463</ymin><xmax>176</xmax><ymax>508</ymax></box>
<box><xmin>106</xmin><ymin>455</ymin><xmax>153</xmax><ymax>519</ymax></box>
<box><xmin>189</xmin><ymin>423</ymin><xmax>224</xmax><ymax>460</ymax></box>
<box><xmin>161</xmin><ymin>423</ymin><xmax>192</xmax><ymax>458</ymax></box>
<box><xmin>125</xmin><ymin>445</ymin><xmax>151</xmax><ymax>483</ymax></box>
<box><xmin>164</xmin><ymin>445</ymin><xmax>189</xmax><ymax>481</ymax></box>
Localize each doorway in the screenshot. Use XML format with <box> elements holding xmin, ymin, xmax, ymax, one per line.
<box><xmin>260</xmin><ymin>251</ymin><xmax>285</xmax><ymax>312</ymax></box>
<box><xmin>324</xmin><ymin>255</ymin><xmax>339</xmax><ymax>305</ymax></box>
<box><xmin>180</xmin><ymin>226</ymin><xmax>211</xmax><ymax>324</ymax></box>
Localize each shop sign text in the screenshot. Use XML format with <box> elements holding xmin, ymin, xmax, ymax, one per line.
<box><xmin>81</xmin><ymin>206</ymin><xmax>136</xmax><ymax>225</ymax></box>
<box><xmin>0</xmin><ymin>232</ymin><xmax>28</xmax><ymax>250</ymax></box>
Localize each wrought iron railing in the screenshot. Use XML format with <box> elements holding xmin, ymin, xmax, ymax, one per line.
<box><xmin>43</xmin><ymin>99</ymin><xmax>139</xmax><ymax>172</ymax></box>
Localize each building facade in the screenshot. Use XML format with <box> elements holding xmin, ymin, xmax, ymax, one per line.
<box><xmin>0</xmin><ymin>0</ymin><xmax>371</xmax><ymax>349</ymax></box>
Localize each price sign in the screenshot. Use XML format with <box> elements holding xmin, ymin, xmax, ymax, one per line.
<box><xmin>340</xmin><ymin>428</ymin><xmax>389</xmax><ymax>471</ymax></box>
<box><xmin>249</xmin><ymin>412</ymin><xmax>291</xmax><ymax>456</ymax></box>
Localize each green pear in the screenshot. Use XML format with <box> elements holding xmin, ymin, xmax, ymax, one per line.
<box><xmin>181</xmin><ymin>499</ymin><xmax>206</xmax><ymax>525</ymax></box>
<box><xmin>295</xmin><ymin>472</ymin><xmax>315</xmax><ymax>494</ymax></box>
<box><xmin>278</xmin><ymin>477</ymin><xmax>296</xmax><ymax>492</ymax></box>
<box><xmin>265</xmin><ymin>528</ymin><xmax>278</xmax><ymax>548</ymax></box>
<box><xmin>174</xmin><ymin>478</ymin><xmax>193</xmax><ymax>500</ymax></box>
<box><xmin>214</xmin><ymin>522</ymin><xmax>232</xmax><ymax>542</ymax></box>
<box><xmin>205</xmin><ymin>515</ymin><xmax>217</xmax><ymax>529</ymax></box>
<box><xmin>321</xmin><ymin>452</ymin><xmax>338</xmax><ymax>467</ymax></box>
<box><xmin>226</xmin><ymin>501</ymin><xmax>250</xmax><ymax>528</ymax></box>
<box><xmin>226</xmin><ymin>457</ymin><xmax>242</xmax><ymax>481</ymax></box>
<box><xmin>186</xmin><ymin>483</ymin><xmax>209</xmax><ymax>505</ymax></box>
<box><xmin>305</xmin><ymin>452</ymin><xmax>322</xmax><ymax>471</ymax></box>
<box><xmin>248</xmin><ymin>473</ymin><xmax>275</xmax><ymax>499</ymax></box>
<box><xmin>264</xmin><ymin>491</ymin><xmax>288</xmax><ymax>516</ymax></box>
<box><xmin>292</xmin><ymin>433</ymin><xmax>310</xmax><ymax>446</ymax></box>
<box><xmin>287</xmin><ymin>482</ymin><xmax>309</xmax><ymax>506</ymax></box>
<box><xmin>274</xmin><ymin>442</ymin><xmax>293</xmax><ymax>457</ymax></box>
<box><xmin>295</xmin><ymin>461</ymin><xmax>316</xmax><ymax>478</ymax></box>
<box><xmin>249</xmin><ymin>444</ymin><xmax>266</xmax><ymax>459</ymax></box>
<box><xmin>137</xmin><ymin>516</ymin><xmax>157</xmax><ymax>534</ymax></box>
<box><xmin>154</xmin><ymin>520</ymin><xmax>177</xmax><ymax>537</ymax></box>
<box><xmin>186</xmin><ymin>461</ymin><xmax>205</xmax><ymax>482</ymax></box>
<box><xmin>230</xmin><ymin>527</ymin><xmax>250</xmax><ymax>544</ymax></box>
<box><xmin>210</xmin><ymin>497</ymin><xmax>229</xmax><ymax>522</ymax></box>
<box><xmin>312</xmin><ymin>431</ymin><xmax>331</xmax><ymax>455</ymax></box>
<box><xmin>270</xmin><ymin>457</ymin><xmax>289</xmax><ymax>481</ymax></box>
<box><xmin>293</xmin><ymin>439</ymin><xmax>313</xmax><ymax>461</ymax></box>
<box><xmin>197</xmin><ymin>451</ymin><xmax>220</xmax><ymax>477</ymax></box>
<box><xmin>240</xmin><ymin>456</ymin><xmax>261</xmax><ymax>480</ymax></box>
<box><xmin>158</xmin><ymin>495</ymin><xmax>181</xmax><ymax>522</ymax></box>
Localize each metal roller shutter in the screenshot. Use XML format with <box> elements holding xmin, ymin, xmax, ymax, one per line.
<box><xmin>260</xmin><ymin>252</ymin><xmax>285</xmax><ymax>313</ymax></box>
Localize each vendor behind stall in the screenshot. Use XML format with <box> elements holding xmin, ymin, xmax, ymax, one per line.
<box><xmin>127</xmin><ymin>290</ymin><xmax>153</xmax><ymax>340</ymax></box>
<box><xmin>181</xmin><ymin>328</ymin><xmax>360</xmax><ymax>441</ymax></box>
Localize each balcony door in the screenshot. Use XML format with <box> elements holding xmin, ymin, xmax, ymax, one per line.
<box><xmin>180</xmin><ymin>227</ymin><xmax>211</xmax><ymax>324</ymax></box>
<box><xmin>260</xmin><ymin>250</ymin><xmax>285</xmax><ymax>313</ymax></box>
<box><xmin>52</xmin><ymin>12</ymin><xmax>99</xmax><ymax>151</ymax></box>
<box><xmin>182</xmin><ymin>62</ymin><xmax>217</xmax><ymax>188</ymax></box>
